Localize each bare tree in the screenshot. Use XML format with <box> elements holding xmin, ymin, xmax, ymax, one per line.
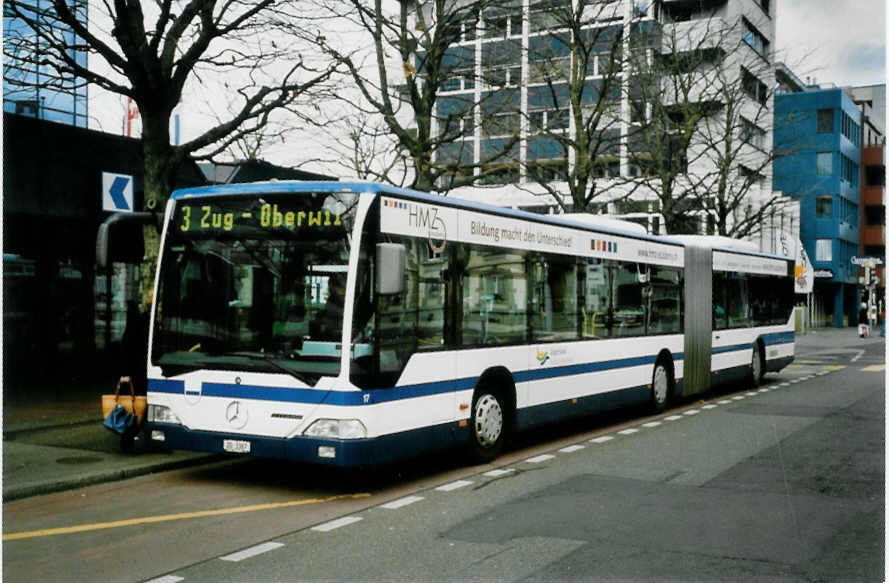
<box><xmin>520</xmin><ymin>0</ymin><xmax>628</xmax><ymax>212</ymax></box>
<box><xmin>309</xmin><ymin>0</ymin><xmax>519</xmax><ymax>193</ymax></box>
<box><xmin>624</xmin><ymin>7</ymin><xmax>786</xmax><ymax>237</ymax></box>
<box><xmin>4</xmin><ymin>0</ymin><xmax>337</xmax><ymax>276</ymax></box>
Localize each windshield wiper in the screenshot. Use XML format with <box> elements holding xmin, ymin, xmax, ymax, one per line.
<box><xmin>225</xmin><ymin>351</ymin><xmax>316</xmax><ymax>386</ymax></box>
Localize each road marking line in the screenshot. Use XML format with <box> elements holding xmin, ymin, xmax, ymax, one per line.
<box><xmin>484</xmin><ymin>469</ymin><xmax>514</xmax><ymax>477</ymax></box>
<box><xmin>312</xmin><ymin>516</ymin><xmax>363</xmax><ymax>532</ymax></box>
<box><xmin>824</xmin><ymin>365</ymin><xmax>847</xmax><ymax>371</ymax></box>
<box><xmin>558</xmin><ymin>445</ymin><xmax>585</xmax><ymax>453</ymax></box>
<box><xmin>851</xmin><ymin>350</ymin><xmax>865</xmax><ymax>363</ymax></box>
<box><xmin>220</xmin><ymin>542</ymin><xmax>284</xmax><ymax>562</ymax></box>
<box><xmin>861</xmin><ymin>364</ymin><xmax>885</xmax><ymax>372</ymax></box>
<box><xmin>618</xmin><ymin>428</ymin><xmax>639</xmax><ymax>435</ymax></box>
<box><xmin>758</xmin><ymin>388</ymin><xmax>770</xmax><ymax>393</ymax></box>
<box><xmin>745</xmin><ymin>392</ymin><xmax>758</xmax><ymax>396</ymax></box>
<box><xmin>145</xmin><ymin>577</ymin><xmax>184</xmax><ymax>583</ymax></box>
<box><xmin>436</xmin><ymin>480</ymin><xmax>473</xmax><ymax>492</ymax></box>
<box><xmin>642</xmin><ymin>421</ymin><xmax>662</xmax><ymax>428</ymax></box>
<box><xmin>717</xmin><ymin>400</ymin><xmax>732</xmax><ymax>405</ymax></box>
<box><xmin>702</xmin><ymin>404</ymin><xmax>717</xmax><ymax>409</ymax></box>
<box><xmin>526</xmin><ymin>454</ymin><xmax>556</xmax><ymax>463</ymax></box>
<box><xmin>590</xmin><ymin>435</ymin><xmax>614</xmax><ymax>443</ymax></box>
<box><xmin>664</xmin><ymin>415</ymin><xmax>683</xmax><ymax>421</ymax></box>
<box><xmin>683</xmin><ymin>409</ymin><xmax>700</xmax><ymax>416</ymax></box>
<box><xmin>380</xmin><ymin>496</ymin><xmax>424</xmax><ymax>509</ymax></box>
<box><xmin>779</xmin><ymin>383</ymin><xmax>790</xmax><ymax>387</ymax></box>
<box><xmin>732</xmin><ymin>396</ymin><xmax>745</xmax><ymax>400</ymax></box>
<box><xmin>3</xmin><ymin>493</ymin><xmax>371</xmax><ymax>541</ymax></box>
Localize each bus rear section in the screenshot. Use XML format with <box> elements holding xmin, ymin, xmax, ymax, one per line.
<box><xmin>679</xmin><ymin>239</ymin><xmax>795</xmax><ymax>398</ymax></box>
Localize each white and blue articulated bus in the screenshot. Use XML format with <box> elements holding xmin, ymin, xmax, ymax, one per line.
<box><xmin>142</xmin><ymin>181</ymin><xmax>795</xmax><ymax>466</ymax></box>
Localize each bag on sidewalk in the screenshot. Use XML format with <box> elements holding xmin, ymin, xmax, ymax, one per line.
<box><xmin>101</xmin><ymin>379</ymin><xmax>147</xmax><ymax>430</ymax></box>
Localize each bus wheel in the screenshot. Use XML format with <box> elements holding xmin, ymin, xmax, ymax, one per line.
<box><xmin>469</xmin><ymin>389</ymin><xmax>507</xmax><ymax>463</ymax></box>
<box><xmin>750</xmin><ymin>342</ymin><xmax>765</xmax><ymax>387</ymax></box>
<box><xmin>650</xmin><ymin>357</ymin><xmax>672</xmax><ymax>413</ymax></box>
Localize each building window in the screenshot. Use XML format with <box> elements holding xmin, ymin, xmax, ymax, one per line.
<box><xmin>817</xmin><ymin>109</ymin><xmax>833</xmax><ymax>133</ymax></box>
<box><xmin>865</xmin><ymin>205</ymin><xmax>886</xmax><ymax>226</ymax></box>
<box><xmin>815</xmin><ymin>196</ymin><xmax>832</xmax><ymax>218</ymax></box>
<box><xmin>740</xmin><ymin>117</ymin><xmax>765</xmax><ymax>148</ymax></box>
<box><xmin>816</xmin><ymin>152</ymin><xmax>832</xmax><ymax>176</ymax></box>
<box><xmin>742</xmin><ymin>18</ymin><xmax>770</xmax><ymax>58</ymax></box>
<box><xmin>865</xmin><ymin>165</ymin><xmax>885</xmax><ymax>186</ymax></box>
<box><xmin>815</xmin><ymin>239</ymin><xmax>833</xmax><ymax>262</ymax></box>
<box><xmin>864</xmin><ymin>244</ymin><xmax>885</xmax><ymax>257</ymax></box>
<box><xmin>741</xmin><ymin>67</ymin><xmax>767</xmax><ymax>106</ymax></box>
<box><xmin>840</xmin><ymin>153</ymin><xmax>859</xmax><ymax>185</ymax></box>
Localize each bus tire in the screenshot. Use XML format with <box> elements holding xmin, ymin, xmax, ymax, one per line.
<box><xmin>650</xmin><ymin>355</ymin><xmax>672</xmax><ymax>413</ymax></box>
<box><xmin>750</xmin><ymin>340</ymin><xmax>765</xmax><ymax>387</ymax></box>
<box><xmin>468</xmin><ymin>387</ymin><xmax>508</xmax><ymax>464</ymax></box>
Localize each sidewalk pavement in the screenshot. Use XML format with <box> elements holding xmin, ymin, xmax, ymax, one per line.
<box><xmin>2</xmin><ymin>327</ymin><xmax>884</xmax><ymax>502</ymax></box>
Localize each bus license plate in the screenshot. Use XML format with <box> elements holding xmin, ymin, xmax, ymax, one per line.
<box><xmin>223</xmin><ymin>439</ymin><xmax>251</xmax><ymax>453</ymax></box>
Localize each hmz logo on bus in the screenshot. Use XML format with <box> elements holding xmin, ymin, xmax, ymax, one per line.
<box><xmin>387</xmin><ymin>199</ymin><xmax>447</xmax><ymax>252</ymax></box>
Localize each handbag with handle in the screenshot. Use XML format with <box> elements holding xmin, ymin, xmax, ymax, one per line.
<box><xmin>103</xmin><ymin>404</ymin><xmax>136</xmax><ymax>435</ymax></box>
<box><xmin>101</xmin><ymin>378</ymin><xmax>147</xmax><ymax>425</ymax></box>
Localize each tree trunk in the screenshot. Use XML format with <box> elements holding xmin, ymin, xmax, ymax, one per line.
<box><xmin>140</xmin><ymin>112</ymin><xmax>178</xmax><ymax>302</ymax></box>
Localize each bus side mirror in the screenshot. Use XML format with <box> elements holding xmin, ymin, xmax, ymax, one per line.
<box><xmin>96</xmin><ymin>212</ymin><xmax>156</xmax><ymax>269</ymax></box>
<box><xmin>376</xmin><ymin>243</ymin><xmax>406</xmax><ymax>295</ymax></box>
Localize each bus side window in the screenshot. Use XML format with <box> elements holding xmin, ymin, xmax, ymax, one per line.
<box><xmin>530</xmin><ymin>253</ymin><xmax>579</xmax><ymax>342</ymax></box>
<box><xmin>582</xmin><ymin>258</ymin><xmax>611</xmax><ymax>339</ymax></box>
<box><xmin>712</xmin><ymin>272</ymin><xmax>727</xmax><ymax>330</ymax></box>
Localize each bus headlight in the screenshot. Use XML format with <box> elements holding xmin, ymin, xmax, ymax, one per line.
<box><xmin>148</xmin><ymin>404</ymin><xmax>182</xmax><ymax>425</ymax></box>
<box><xmin>303</xmin><ymin>419</ymin><xmax>367</xmax><ymax>439</ymax></box>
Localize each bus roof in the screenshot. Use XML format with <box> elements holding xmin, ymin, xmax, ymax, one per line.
<box><xmin>170</xmin><ymin>181</ymin><xmax>788</xmax><ymax>261</ymax></box>
<box><xmin>171</xmin><ymin>180</ymin><xmax>684</xmax><ymax>247</ymax></box>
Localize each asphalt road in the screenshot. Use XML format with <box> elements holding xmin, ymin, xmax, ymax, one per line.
<box><xmin>3</xmin><ymin>338</ymin><xmax>884</xmax><ymax>582</ymax></box>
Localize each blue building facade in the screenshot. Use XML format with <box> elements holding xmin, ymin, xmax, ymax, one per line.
<box><xmin>774</xmin><ymin>88</ymin><xmax>862</xmax><ymax>327</ymax></box>
<box><xmin>3</xmin><ymin>1</ymin><xmax>88</xmax><ymax>127</ymax></box>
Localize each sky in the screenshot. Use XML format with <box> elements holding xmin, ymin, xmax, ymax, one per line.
<box><xmin>775</xmin><ymin>0</ymin><xmax>886</xmax><ymax>87</ymax></box>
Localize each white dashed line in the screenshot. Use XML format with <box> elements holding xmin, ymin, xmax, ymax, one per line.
<box><xmin>436</xmin><ymin>480</ymin><xmax>473</xmax><ymax>492</ymax></box>
<box><xmin>484</xmin><ymin>468</ymin><xmax>514</xmax><ymax>477</ymax></box>
<box><xmin>745</xmin><ymin>392</ymin><xmax>758</xmax><ymax>396</ymax></box>
<box><xmin>380</xmin><ymin>495</ymin><xmax>424</xmax><ymax>509</ymax></box>
<box><xmin>526</xmin><ymin>454</ymin><xmax>556</xmax><ymax>463</ymax></box>
<box><xmin>220</xmin><ymin>542</ymin><xmax>285</xmax><ymax>562</ymax></box>
<box><xmin>683</xmin><ymin>409</ymin><xmax>700</xmax><ymax>416</ymax></box>
<box><xmin>312</xmin><ymin>516</ymin><xmax>363</xmax><ymax>532</ymax></box>
<box><xmin>702</xmin><ymin>404</ymin><xmax>717</xmax><ymax>409</ymax></box>
<box><xmin>664</xmin><ymin>415</ymin><xmax>683</xmax><ymax>421</ymax></box>
<box><xmin>618</xmin><ymin>428</ymin><xmax>639</xmax><ymax>435</ymax></box>
<box><xmin>559</xmin><ymin>445</ymin><xmax>586</xmax><ymax>453</ymax></box>
<box><xmin>732</xmin><ymin>396</ymin><xmax>745</xmax><ymax>400</ymax></box>
<box><xmin>590</xmin><ymin>435</ymin><xmax>614</xmax><ymax>443</ymax></box>
<box><xmin>642</xmin><ymin>421</ymin><xmax>662</xmax><ymax>428</ymax></box>
<box><xmin>718</xmin><ymin>400</ymin><xmax>732</xmax><ymax>405</ymax></box>
<box><xmin>758</xmin><ymin>388</ymin><xmax>770</xmax><ymax>393</ymax></box>
<box><xmin>779</xmin><ymin>383</ymin><xmax>790</xmax><ymax>387</ymax></box>
<box><xmin>145</xmin><ymin>577</ymin><xmax>184</xmax><ymax>583</ymax></box>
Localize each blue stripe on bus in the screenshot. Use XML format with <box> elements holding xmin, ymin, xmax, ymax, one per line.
<box><xmin>148</xmin><ymin>351</ymin><xmax>686</xmax><ymax>406</ymax></box>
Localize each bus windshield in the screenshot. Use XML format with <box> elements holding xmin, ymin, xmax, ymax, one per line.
<box><xmin>152</xmin><ymin>192</ymin><xmax>359</xmax><ymax>384</ymax></box>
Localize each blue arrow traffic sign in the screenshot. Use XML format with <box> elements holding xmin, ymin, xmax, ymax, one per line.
<box><xmin>109</xmin><ymin>176</ymin><xmax>130</xmax><ymax>210</ymax></box>
<box><xmin>102</xmin><ymin>172</ymin><xmax>135</xmax><ymax>213</ymax></box>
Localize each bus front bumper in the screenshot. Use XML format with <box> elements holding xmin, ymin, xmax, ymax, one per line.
<box><xmin>145</xmin><ymin>420</ymin><xmax>465</xmax><ymax>467</ymax></box>
<box><xmin>145</xmin><ymin>423</ymin><xmax>379</xmax><ymax>467</ymax></box>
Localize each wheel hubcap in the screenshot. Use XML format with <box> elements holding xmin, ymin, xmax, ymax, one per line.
<box><xmin>474</xmin><ymin>394</ymin><xmax>503</xmax><ymax>448</ymax></box>
<box><xmin>653</xmin><ymin>365</ymin><xmax>668</xmax><ymax>405</ymax></box>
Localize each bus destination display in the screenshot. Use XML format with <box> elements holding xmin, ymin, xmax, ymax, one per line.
<box><xmin>177</xmin><ymin>201</ymin><xmax>343</xmax><ymax>233</ymax></box>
